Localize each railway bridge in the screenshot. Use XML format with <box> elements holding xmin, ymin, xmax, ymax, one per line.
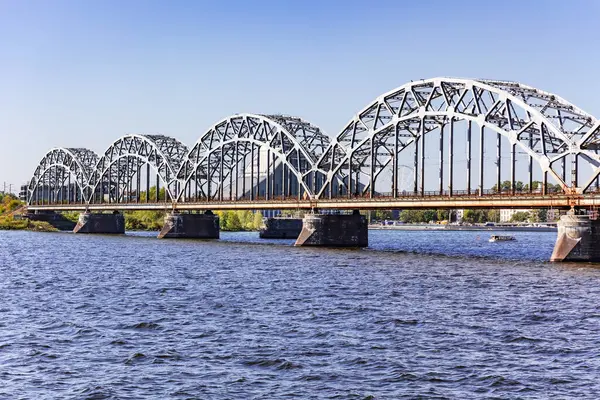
<box><xmin>25</xmin><ymin>78</ymin><xmax>600</xmax><ymax>262</ymax></box>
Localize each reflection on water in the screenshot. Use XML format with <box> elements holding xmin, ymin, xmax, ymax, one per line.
<box><xmin>0</xmin><ymin>229</ymin><xmax>599</xmax><ymax>398</ymax></box>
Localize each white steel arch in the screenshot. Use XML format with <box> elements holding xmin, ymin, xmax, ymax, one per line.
<box><xmin>177</xmin><ymin>113</ymin><xmax>330</xmax><ymax>201</ymax></box>
<box><xmin>27</xmin><ymin>148</ymin><xmax>99</xmax><ymax>205</ymax></box>
<box><xmin>87</xmin><ymin>134</ymin><xmax>189</xmax><ymax>203</ymax></box>
<box><xmin>316</xmin><ymin>77</ymin><xmax>599</xmax><ymax>199</ymax></box>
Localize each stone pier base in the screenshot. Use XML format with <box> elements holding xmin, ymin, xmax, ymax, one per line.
<box><xmin>158</xmin><ymin>211</ymin><xmax>220</xmax><ymax>239</ymax></box>
<box><xmin>550</xmin><ymin>213</ymin><xmax>600</xmax><ymax>262</ymax></box>
<box><xmin>259</xmin><ymin>218</ymin><xmax>303</xmax><ymax>239</ymax></box>
<box><xmin>73</xmin><ymin>212</ymin><xmax>125</xmax><ymax>234</ymax></box>
<box><xmin>294</xmin><ymin>211</ymin><xmax>368</xmax><ymax>247</ymax></box>
<box><xmin>25</xmin><ymin>212</ymin><xmax>76</xmax><ymax>231</ymax></box>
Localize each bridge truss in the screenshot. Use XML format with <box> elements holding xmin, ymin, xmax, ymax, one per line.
<box><xmin>85</xmin><ymin>134</ymin><xmax>189</xmax><ymax>205</ymax></box>
<box><xmin>26</xmin><ymin>78</ymin><xmax>600</xmax><ymax>210</ymax></box>
<box><xmin>317</xmin><ymin>78</ymin><xmax>599</xmax><ymax>200</ymax></box>
<box><xmin>176</xmin><ymin>114</ymin><xmax>330</xmax><ymax>202</ymax></box>
<box><xmin>27</xmin><ymin>148</ymin><xmax>99</xmax><ymax>205</ymax></box>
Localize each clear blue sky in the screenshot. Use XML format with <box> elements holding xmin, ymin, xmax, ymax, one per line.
<box><xmin>1</xmin><ymin>0</ymin><xmax>599</xmax><ymax>192</ymax></box>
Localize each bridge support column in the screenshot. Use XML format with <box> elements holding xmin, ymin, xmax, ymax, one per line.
<box><xmin>259</xmin><ymin>217</ymin><xmax>303</xmax><ymax>239</ymax></box>
<box><xmin>551</xmin><ymin>213</ymin><xmax>600</xmax><ymax>262</ymax></box>
<box><xmin>294</xmin><ymin>211</ymin><xmax>368</xmax><ymax>247</ymax></box>
<box><xmin>73</xmin><ymin>211</ymin><xmax>125</xmax><ymax>234</ymax></box>
<box><xmin>158</xmin><ymin>211</ymin><xmax>219</xmax><ymax>239</ymax></box>
<box><xmin>25</xmin><ymin>211</ymin><xmax>76</xmax><ymax>231</ymax></box>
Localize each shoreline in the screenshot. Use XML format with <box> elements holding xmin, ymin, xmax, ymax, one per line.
<box><xmin>368</xmin><ymin>224</ymin><xmax>557</xmax><ymax>232</ymax></box>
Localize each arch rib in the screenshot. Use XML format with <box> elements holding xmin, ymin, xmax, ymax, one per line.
<box><xmin>27</xmin><ymin>148</ymin><xmax>99</xmax><ymax>205</ymax></box>
<box><xmin>177</xmin><ymin>113</ymin><xmax>330</xmax><ymax>201</ymax></box>
<box><xmin>316</xmin><ymin>77</ymin><xmax>591</xmax><ymax>198</ymax></box>
<box><xmin>87</xmin><ymin>134</ymin><xmax>189</xmax><ymax>203</ymax></box>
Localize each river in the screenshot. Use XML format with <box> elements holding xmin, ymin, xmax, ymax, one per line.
<box><xmin>1</xmin><ymin>229</ymin><xmax>599</xmax><ymax>398</ymax></box>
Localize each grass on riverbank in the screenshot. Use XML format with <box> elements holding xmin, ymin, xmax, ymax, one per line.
<box><xmin>0</xmin><ymin>208</ymin><xmax>264</xmax><ymax>233</ymax></box>
<box><xmin>0</xmin><ymin>216</ymin><xmax>59</xmax><ymax>232</ymax></box>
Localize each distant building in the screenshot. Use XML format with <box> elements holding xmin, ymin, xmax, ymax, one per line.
<box><xmin>261</xmin><ymin>209</ymin><xmax>281</xmax><ymax>218</ymax></box>
<box><xmin>500</xmin><ymin>209</ymin><xmax>534</xmax><ymax>222</ymax></box>
<box><xmin>454</xmin><ymin>209</ymin><xmax>464</xmax><ymax>222</ymax></box>
<box><xmin>19</xmin><ymin>184</ymin><xmax>28</xmax><ymax>202</ymax></box>
<box><xmin>546</xmin><ymin>208</ymin><xmax>562</xmax><ymax>221</ymax></box>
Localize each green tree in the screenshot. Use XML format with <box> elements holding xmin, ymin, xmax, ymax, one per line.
<box><xmin>510</xmin><ymin>211</ymin><xmax>530</xmax><ymax>223</ymax></box>
<box><xmin>463</xmin><ymin>209</ymin><xmax>488</xmax><ymax>223</ymax></box>
<box><xmin>124</xmin><ymin>210</ymin><xmax>165</xmax><ymax>230</ymax></box>
<box><xmin>253</xmin><ymin>212</ymin><xmax>264</xmax><ymax>230</ymax></box>
<box><xmin>399</xmin><ymin>210</ymin><xmax>425</xmax><ymax>223</ymax></box>
<box><xmin>6</xmin><ymin>199</ymin><xmax>21</xmax><ymax>212</ymax></box>
<box><xmin>436</xmin><ymin>209</ymin><xmax>450</xmax><ymax>222</ymax></box>
<box><xmin>423</xmin><ymin>210</ymin><xmax>437</xmax><ymax>222</ymax></box>
<box><xmin>463</xmin><ymin>209</ymin><xmax>477</xmax><ymax>223</ymax></box>
<box><xmin>138</xmin><ymin>186</ymin><xmax>167</xmax><ymax>202</ymax></box>
<box><xmin>492</xmin><ymin>180</ymin><xmax>524</xmax><ymax>192</ymax></box>
<box><xmin>487</xmin><ymin>209</ymin><xmax>500</xmax><ymax>222</ymax></box>
<box><xmin>0</xmin><ymin>194</ymin><xmax>23</xmax><ymax>215</ymax></box>
<box><xmin>374</xmin><ymin>210</ymin><xmax>393</xmax><ymax>221</ymax></box>
<box><xmin>217</xmin><ymin>210</ymin><xmax>229</xmax><ymax>229</ymax></box>
<box><xmin>238</xmin><ymin>210</ymin><xmax>254</xmax><ymax>230</ymax></box>
<box><xmin>528</xmin><ymin>209</ymin><xmax>547</xmax><ymax>223</ymax></box>
<box><xmin>522</xmin><ymin>181</ymin><xmax>562</xmax><ymax>193</ymax></box>
<box><xmin>62</xmin><ymin>211</ymin><xmax>81</xmax><ymax>223</ymax></box>
<box><xmin>214</xmin><ymin>210</ymin><xmax>264</xmax><ymax>231</ymax></box>
<box><xmin>226</xmin><ymin>211</ymin><xmax>242</xmax><ymax>231</ymax></box>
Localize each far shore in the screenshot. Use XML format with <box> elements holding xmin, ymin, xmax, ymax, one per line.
<box><xmin>368</xmin><ymin>224</ymin><xmax>557</xmax><ymax>232</ymax></box>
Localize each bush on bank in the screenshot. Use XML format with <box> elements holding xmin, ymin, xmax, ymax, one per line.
<box><xmin>124</xmin><ymin>211</ymin><xmax>165</xmax><ymax>231</ymax></box>
<box><xmin>0</xmin><ymin>193</ymin><xmax>23</xmax><ymax>215</ymax></box>
<box><xmin>121</xmin><ymin>210</ymin><xmax>264</xmax><ymax>231</ymax></box>
<box><xmin>215</xmin><ymin>210</ymin><xmax>263</xmax><ymax>231</ymax></box>
<box><xmin>0</xmin><ymin>216</ymin><xmax>58</xmax><ymax>232</ymax></box>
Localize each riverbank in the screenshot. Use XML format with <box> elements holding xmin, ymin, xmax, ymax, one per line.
<box><xmin>369</xmin><ymin>224</ymin><xmax>557</xmax><ymax>232</ymax></box>
<box><xmin>123</xmin><ymin>210</ymin><xmax>264</xmax><ymax>231</ymax></box>
<box><xmin>0</xmin><ymin>216</ymin><xmax>59</xmax><ymax>232</ymax></box>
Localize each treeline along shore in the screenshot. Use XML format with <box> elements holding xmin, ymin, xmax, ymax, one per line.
<box><xmin>2</xmin><ymin>182</ymin><xmax>558</xmax><ymax>232</ymax></box>
<box><xmin>0</xmin><ymin>197</ymin><xmax>265</xmax><ymax>232</ymax></box>
<box><xmin>0</xmin><ymin>192</ymin><xmax>58</xmax><ymax>231</ymax></box>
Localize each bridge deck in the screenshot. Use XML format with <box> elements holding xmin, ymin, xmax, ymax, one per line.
<box><xmin>26</xmin><ymin>193</ymin><xmax>600</xmax><ymax>212</ymax></box>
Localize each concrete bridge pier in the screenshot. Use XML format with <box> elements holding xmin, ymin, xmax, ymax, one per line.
<box><xmin>73</xmin><ymin>211</ymin><xmax>125</xmax><ymax>234</ymax></box>
<box><xmin>551</xmin><ymin>212</ymin><xmax>600</xmax><ymax>262</ymax></box>
<box><xmin>259</xmin><ymin>217</ymin><xmax>303</xmax><ymax>239</ymax></box>
<box><xmin>158</xmin><ymin>211</ymin><xmax>220</xmax><ymax>239</ymax></box>
<box><xmin>294</xmin><ymin>210</ymin><xmax>368</xmax><ymax>247</ymax></box>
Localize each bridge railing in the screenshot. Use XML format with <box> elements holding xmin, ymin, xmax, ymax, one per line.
<box><xmin>27</xmin><ymin>183</ymin><xmax>571</xmax><ymax>207</ymax></box>
<box><xmin>324</xmin><ymin>187</ymin><xmax>566</xmax><ymax>200</ymax></box>
<box><xmin>27</xmin><ymin>187</ymin><xmax>574</xmax><ymax>209</ymax></box>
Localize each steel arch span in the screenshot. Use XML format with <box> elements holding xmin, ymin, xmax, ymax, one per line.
<box><xmin>27</xmin><ymin>148</ymin><xmax>99</xmax><ymax>205</ymax></box>
<box><xmin>24</xmin><ymin>77</ymin><xmax>600</xmax><ymax>211</ymax></box>
<box><xmin>87</xmin><ymin>134</ymin><xmax>189</xmax><ymax>204</ymax></box>
<box><xmin>176</xmin><ymin>113</ymin><xmax>331</xmax><ymax>202</ymax></box>
<box><xmin>315</xmin><ymin>78</ymin><xmax>600</xmax><ymax>200</ymax></box>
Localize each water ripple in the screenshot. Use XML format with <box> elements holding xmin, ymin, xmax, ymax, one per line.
<box><xmin>1</xmin><ymin>229</ymin><xmax>600</xmax><ymax>398</ymax></box>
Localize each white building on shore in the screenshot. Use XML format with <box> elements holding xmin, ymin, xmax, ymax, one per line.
<box><xmin>454</xmin><ymin>209</ymin><xmax>464</xmax><ymax>222</ymax></box>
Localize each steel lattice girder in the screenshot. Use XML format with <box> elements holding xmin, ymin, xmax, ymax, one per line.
<box><xmin>176</xmin><ymin>113</ymin><xmax>330</xmax><ymax>200</ymax></box>
<box><xmin>26</xmin><ymin>77</ymin><xmax>600</xmax><ymax>206</ymax></box>
<box><xmin>27</xmin><ymin>148</ymin><xmax>99</xmax><ymax>203</ymax></box>
<box><xmin>316</xmin><ymin>77</ymin><xmax>600</xmax><ymax>198</ymax></box>
<box><xmin>87</xmin><ymin>134</ymin><xmax>189</xmax><ymax>200</ymax></box>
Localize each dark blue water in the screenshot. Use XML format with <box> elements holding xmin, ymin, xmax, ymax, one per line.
<box><xmin>1</xmin><ymin>229</ymin><xmax>600</xmax><ymax>398</ymax></box>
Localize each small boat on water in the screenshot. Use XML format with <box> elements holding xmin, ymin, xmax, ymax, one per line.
<box><xmin>489</xmin><ymin>235</ymin><xmax>516</xmax><ymax>242</ymax></box>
